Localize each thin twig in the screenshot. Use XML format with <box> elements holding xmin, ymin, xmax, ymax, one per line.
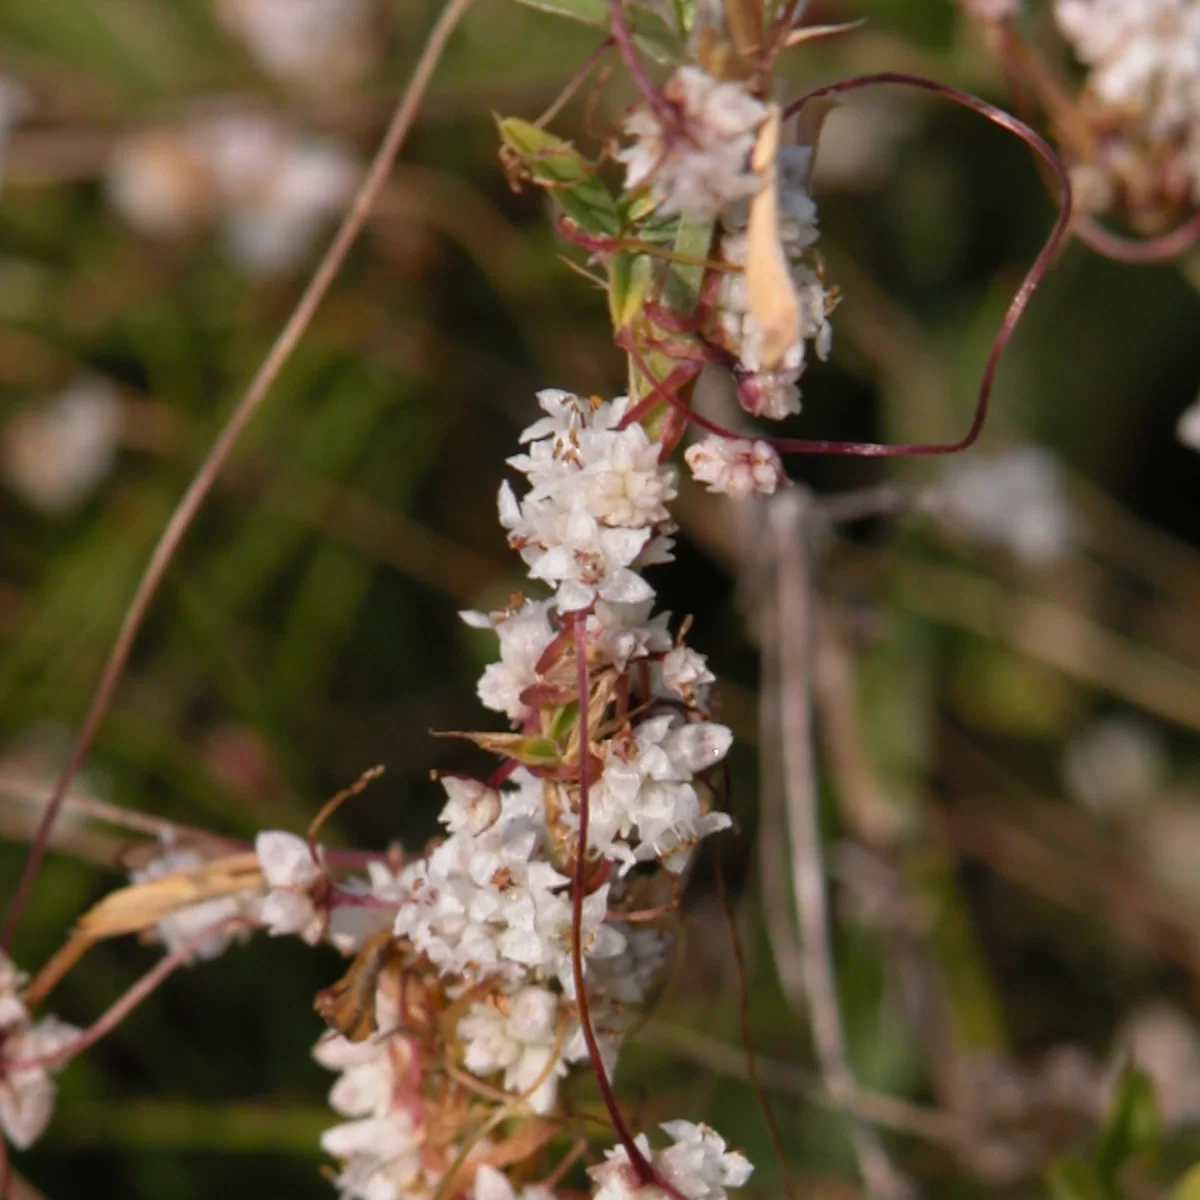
<box><xmin>768</xmin><ymin>491</ymin><xmax>910</xmax><ymax>1199</ymax></box>
<box><xmin>4</xmin><ymin>917</ymin><xmax>256</xmax><ymax>1073</ymax></box>
<box><xmin>0</xmin><ymin>0</ymin><xmax>476</xmax><ymax>953</ymax></box>
<box><xmin>642</xmin><ymin>1023</ymin><xmax>963</xmax><ymax>1144</ymax></box>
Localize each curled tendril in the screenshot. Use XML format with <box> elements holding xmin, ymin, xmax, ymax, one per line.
<box><xmin>621</xmin><ymin>71</ymin><xmax>1073</xmax><ymax>459</ymax></box>
<box><xmin>1073</xmin><ymin>210</ymin><xmax>1200</xmax><ymax>263</ymax></box>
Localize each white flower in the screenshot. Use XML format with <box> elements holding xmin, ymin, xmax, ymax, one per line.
<box><xmin>715</xmin><ymin>236</ymin><xmax>833</xmax><ymax>420</ymax></box>
<box><xmin>255</xmin><ymin>830</ymin><xmax>327</xmax><ymax>943</ymax></box>
<box><xmin>937</xmin><ymin>447</ymin><xmax>1072</xmax><ymax>566</ymax></box>
<box><xmin>590</xmin><ymin>716</ymin><xmax>733</xmax><ymax>872</ymax></box>
<box><xmin>589</xmin><ymin>1121</ymin><xmax>753</xmax><ymax>1200</ymax></box>
<box><xmin>618</xmin><ymin>68</ymin><xmax>767</xmax><ymax>219</ymax></box>
<box><xmin>457</xmin><ymin>984</ymin><xmax>588</xmax><ymax>1114</ymax></box>
<box><xmin>588</xmin><ymin>600</ymin><xmax>673</xmax><ymax>671</ymax></box>
<box><xmin>0</xmin><ymin>970</ymin><xmax>78</xmax><ymax>1152</ymax></box>
<box><xmin>684</xmin><ymin>437</ymin><xmax>784</xmax><ymax>500</ymax></box>
<box><xmin>321</xmin><ymin>1111</ymin><xmax>423</xmax><ymax>1200</ymax></box>
<box><xmin>463</xmin><ymin>599</ymin><xmax>557</xmax><ymax>722</ymax></box>
<box><xmin>439</xmin><ymin>777</ymin><xmax>502</xmax><ymax>835</ymax></box>
<box><xmin>2</xmin><ymin>377</ymin><xmax>121</xmax><ymax>513</ymax></box>
<box><xmin>131</xmin><ymin>844</ymin><xmax>252</xmax><ymax>960</ymax></box>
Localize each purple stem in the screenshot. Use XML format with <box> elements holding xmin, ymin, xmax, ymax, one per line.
<box><xmin>1073</xmin><ymin>210</ymin><xmax>1200</xmax><ymax>263</ymax></box>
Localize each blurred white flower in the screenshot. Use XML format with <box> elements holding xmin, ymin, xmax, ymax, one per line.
<box><xmin>1178</xmin><ymin>395</ymin><xmax>1200</xmax><ymax>451</ymax></box>
<box><xmin>937</xmin><ymin>447</ymin><xmax>1071</xmax><ymax>565</ymax></box>
<box><xmin>217</xmin><ymin>0</ymin><xmax>378</xmax><ymax>89</ymax></box>
<box><xmin>131</xmin><ymin>843</ymin><xmax>254</xmax><ymax>960</ymax></box>
<box><xmin>108</xmin><ymin>112</ymin><xmax>359</xmax><ymax>273</ymax></box>
<box><xmin>2</xmin><ymin>376</ymin><xmax>121</xmax><ymax>513</ymax></box>
<box><xmin>1062</xmin><ymin>718</ymin><xmax>1166</xmax><ymax>818</ymax></box>
<box><xmin>590</xmin><ymin>1121</ymin><xmax>753</xmax><ymax>1200</ymax></box>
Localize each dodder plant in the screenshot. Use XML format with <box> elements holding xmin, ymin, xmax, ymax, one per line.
<box><xmin>11</xmin><ymin>0</ymin><xmax>1191</xmax><ymax>1197</ymax></box>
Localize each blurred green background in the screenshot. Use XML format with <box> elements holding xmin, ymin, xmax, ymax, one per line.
<box><xmin>3</xmin><ymin>0</ymin><xmax>1200</xmax><ymax>1196</ymax></box>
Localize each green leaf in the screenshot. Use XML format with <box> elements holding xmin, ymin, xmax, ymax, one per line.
<box><xmin>506</xmin><ymin>0</ymin><xmax>682</xmax><ymax>62</ymax></box>
<box><xmin>1173</xmin><ymin>1164</ymin><xmax>1200</xmax><ymax>1200</ymax></box>
<box><xmin>499</xmin><ymin>117</ymin><xmax>622</xmax><ymax>237</ymax></box>
<box><xmin>1095</xmin><ymin>1066</ymin><xmax>1161</xmax><ymax>1182</ymax></box>
<box><xmin>661</xmin><ymin>214</ymin><xmax>715</xmax><ymax>315</ymax></box>
<box><xmin>1046</xmin><ymin>1156</ymin><xmax>1106</xmax><ymax>1200</ymax></box>
<box><xmin>608</xmin><ymin>251</ymin><xmax>654</xmax><ymax>329</ymax></box>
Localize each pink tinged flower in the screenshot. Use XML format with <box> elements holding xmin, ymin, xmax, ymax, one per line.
<box><xmin>475</xmin><ymin>1163</ymin><xmax>557</xmax><ymax>1200</ymax></box>
<box><xmin>439</xmin><ymin>777</ymin><xmax>502</xmax><ymax>835</ymax></box>
<box><xmin>0</xmin><ymin>1015</ymin><xmax>79</xmax><ymax>1149</ymax></box>
<box><xmin>684</xmin><ymin>437</ymin><xmax>784</xmax><ymax>500</ymax></box>
<box><xmin>618</xmin><ymin>67</ymin><xmax>767</xmax><ymax>219</ymax></box>
<box><xmin>255</xmin><ymin>830</ymin><xmax>327</xmax><ymax>943</ymax></box>
<box><xmin>660</xmin><ymin>646</ymin><xmax>715</xmax><ymax>702</ymax></box>
<box><xmin>589</xmin><ymin>1121</ymin><xmax>753</xmax><ymax>1200</ymax></box>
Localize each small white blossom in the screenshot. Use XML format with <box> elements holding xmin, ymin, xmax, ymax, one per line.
<box><xmin>590</xmin><ymin>1121</ymin><xmax>753</xmax><ymax>1200</ymax></box>
<box><xmin>457</xmin><ymin>984</ymin><xmax>588</xmax><ymax>1114</ymax></box>
<box><xmin>463</xmin><ymin>599</ymin><xmax>557</xmax><ymax>722</ymax></box>
<box><xmin>256</xmin><ymin>830</ymin><xmax>327</xmax><ymax>943</ymax></box>
<box><xmin>684</xmin><ymin>437</ymin><xmax>784</xmax><ymax>500</ymax></box>
<box><xmin>2</xmin><ymin>377</ymin><xmax>121</xmax><ymax>513</ymax></box>
<box><xmin>1062</xmin><ymin>718</ymin><xmax>1166</xmax><ymax>818</ymax></box>
<box><xmin>618</xmin><ymin>68</ymin><xmax>767</xmax><ymax>219</ymax></box>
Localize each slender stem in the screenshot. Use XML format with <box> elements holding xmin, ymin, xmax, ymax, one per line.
<box><xmin>569</xmin><ymin>613</ymin><xmax>663</xmax><ymax>1190</ymax></box>
<box><xmin>711</xmin><ymin>836</ymin><xmax>795</xmax><ymax>1200</ymax></box>
<box><xmin>0</xmin><ymin>0</ymin><xmax>476</xmax><ymax>953</ymax></box>
<box><xmin>3</xmin><ymin>917</ymin><xmax>255</xmax><ymax>1074</ymax></box>
<box><xmin>536</xmin><ymin>36</ymin><xmax>614</xmax><ymax>129</ymax></box>
<box><xmin>769</xmin><ymin>492</ymin><xmax>909</xmax><ymax>1199</ymax></box>
<box><xmin>1074</xmin><ymin>210</ymin><xmax>1200</xmax><ymax>263</ymax></box>
<box><xmin>607</xmin><ymin>0</ymin><xmax>675</xmax><ymax>126</ymax></box>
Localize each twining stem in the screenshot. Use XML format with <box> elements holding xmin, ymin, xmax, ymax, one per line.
<box><xmin>1074</xmin><ymin>210</ymin><xmax>1200</xmax><ymax>263</ymax></box>
<box><xmin>711</xmin><ymin>834</ymin><xmax>794</xmax><ymax>1200</ymax></box>
<box><xmin>4</xmin><ymin>917</ymin><xmax>256</xmax><ymax>1074</ymax></box>
<box><xmin>0</xmin><ymin>0</ymin><xmax>476</xmax><ymax>953</ymax></box>
<box><xmin>569</xmin><ymin>613</ymin><xmax>669</xmax><ymax>1194</ymax></box>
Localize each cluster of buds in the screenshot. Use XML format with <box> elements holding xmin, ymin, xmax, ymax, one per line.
<box><xmin>1054</xmin><ymin>0</ymin><xmax>1200</xmax><ymax>222</ymax></box>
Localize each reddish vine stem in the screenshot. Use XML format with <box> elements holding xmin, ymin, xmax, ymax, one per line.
<box><xmin>607</xmin><ymin>0</ymin><xmax>677</xmax><ymax>128</ymax></box>
<box><xmin>570</xmin><ymin>613</ymin><xmax>679</xmax><ymax>1196</ymax></box>
<box><xmin>3</xmin><ymin>917</ymin><xmax>256</xmax><ymax>1074</ymax></box>
<box><xmin>711</xmin><ymin>820</ymin><xmax>795</xmax><ymax>1200</ymax></box>
<box><xmin>0</xmin><ymin>0</ymin><xmax>476</xmax><ymax>954</ymax></box>
<box><xmin>1074</xmin><ymin>210</ymin><xmax>1200</xmax><ymax>263</ymax></box>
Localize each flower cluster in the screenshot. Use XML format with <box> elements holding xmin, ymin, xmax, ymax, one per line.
<box><xmin>235</xmin><ymin>387</ymin><xmax>749</xmax><ymax>1200</ymax></box>
<box><xmin>619</xmin><ymin>68</ymin><xmax>767</xmax><ymax>220</ymax></box>
<box><xmin>0</xmin><ymin>954</ymin><xmax>77</xmax><ymax>1150</ymax></box>
<box><xmin>1055</xmin><ymin>0</ymin><xmax>1200</xmax><ymax>213</ymax></box>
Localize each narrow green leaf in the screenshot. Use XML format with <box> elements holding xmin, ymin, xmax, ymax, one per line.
<box><xmin>661</xmin><ymin>214</ymin><xmax>715</xmax><ymax>315</ymax></box>
<box><xmin>1046</xmin><ymin>1156</ymin><xmax>1106</xmax><ymax>1200</ymax></box>
<box><xmin>499</xmin><ymin>117</ymin><xmax>622</xmax><ymax>236</ymax></box>
<box><xmin>1095</xmin><ymin>1066</ymin><xmax>1161</xmax><ymax>1182</ymax></box>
